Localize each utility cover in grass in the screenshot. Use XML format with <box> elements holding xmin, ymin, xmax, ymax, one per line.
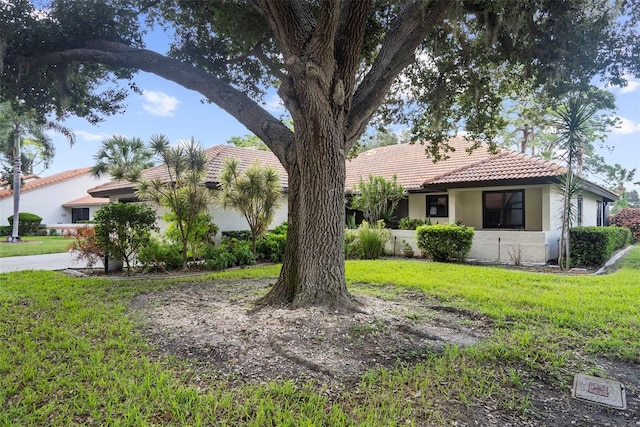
<box><xmin>572</xmin><ymin>373</ymin><xmax>626</xmax><ymax>410</ymax></box>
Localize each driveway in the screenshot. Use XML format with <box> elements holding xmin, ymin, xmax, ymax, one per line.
<box><xmin>0</xmin><ymin>252</ymin><xmax>104</xmax><ymax>273</ymax></box>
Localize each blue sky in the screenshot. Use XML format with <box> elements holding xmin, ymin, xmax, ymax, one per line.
<box><xmin>45</xmin><ymin>31</ymin><xmax>640</xmax><ymax>190</ymax></box>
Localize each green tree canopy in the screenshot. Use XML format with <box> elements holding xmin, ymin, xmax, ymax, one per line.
<box><xmin>2</xmin><ymin>0</ymin><xmax>639</xmax><ymax>309</ymax></box>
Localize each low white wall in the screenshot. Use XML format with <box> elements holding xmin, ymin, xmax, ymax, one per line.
<box><xmin>388</xmin><ymin>229</ymin><xmax>551</xmax><ymax>263</ymax></box>
<box><xmin>387</xmin><ymin>230</ymin><xmax>419</xmax><ymax>255</ymax></box>
<box><xmin>469</xmin><ymin>230</ymin><xmax>548</xmax><ymax>264</ymax></box>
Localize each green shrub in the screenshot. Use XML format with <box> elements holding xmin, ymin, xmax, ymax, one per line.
<box><xmin>271</xmin><ymin>221</ymin><xmax>288</xmax><ymax>235</ymax></box>
<box><xmin>94</xmin><ymin>203</ymin><xmax>158</xmax><ymax>272</ymax></box>
<box><xmin>204</xmin><ymin>245</ymin><xmax>237</xmax><ymax>270</ymax></box>
<box><xmin>0</xmin><ymin>225</ymin><xmax>10</xmax><ymax>236</ymax></box>
<box><xmin>7</xmin><ymin>212</ymin><xmax>43</xmax><ymax>236</ymax></box>
<box><xmin>344</xmin><ymin>230</ymin><xmax>358</xmax><ymax>259</ymax></box>
<box><xmin>256</xmin><ymin>233</ymin><xmax>286</xmax><ymax>262</ymax></box>
<box><xmin>48</xmin><ymin>229</ymin><xmax>59</xmax><ymax>236</ymax></box>
<box><xmin>225</xmin><ymin>238</ymin><xmax>256</xmax><ymax>266</ymax></box>
<box><xmin>416</xmin><ymin>223</ymin><xmax>474</xmax><ymax>262</ymax></box>
<box><xmin>137</xmin><ymin>238</ymin><xmax>183</xmax><ymax>271</ymax></box>
<box><xmin>203</xmin><ymin>238</ymin><xmax>256</xmax><ymax>270</ymax></box>
<box><xmin>570</xmin><ymin>226</ymin><xmax>632</xmax><ymax>266</ymax></box>
<box><xmin>610</xmin><ymin>208</ymin><xmax>640</xmax><ymax>243</ymax></box>
<box><xmin>398</xmin><ymin>217</ymin><xmax>426</xmax><ymax>230</ymax></box>
<box><xmin>221</xmin><ymin>230</ymin><xmax>252</xmax><ymax>241</ymax></box>
<box><xmin>346</xmin><ymin>221</ymin><xmax>390</xmax><ymax>260</ymax></box>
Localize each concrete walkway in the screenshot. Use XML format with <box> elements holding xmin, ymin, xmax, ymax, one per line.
<box><xmin>0</xmin><ymin>251</ymin><xmax>104</xmax><ymax>274</ymax></box>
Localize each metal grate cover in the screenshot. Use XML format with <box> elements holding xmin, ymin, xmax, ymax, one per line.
<box><xmin>572</xmin><ymin>373</ymin><xmax>627</xmax><ymax>410</ymax></box>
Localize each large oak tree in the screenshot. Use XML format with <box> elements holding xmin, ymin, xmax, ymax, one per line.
<box><xmin>2</xmin><ymin>0</ymin><xmax>638</xmax><ymax>310</ymax></box>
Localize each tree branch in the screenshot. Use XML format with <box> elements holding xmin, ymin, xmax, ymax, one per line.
<box><xmin>347</xmin><ymin>0</ymin><xmax>451</xmax><ymax>146</ymax></box>
<box><xmin>21</xmin><ymin>40</ymin><xmax>293</xmax><ymax>165</ymax></box>
<box><xmin>254</xmin><ymin>0</ymin><xmax>315</xmax><ymax>57</ymax></box>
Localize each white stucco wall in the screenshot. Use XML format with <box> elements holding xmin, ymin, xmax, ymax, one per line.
<box><xmin>208</xmin><ymin>194</ymin><xmax>289</xmax><ymax>232</ymax></box>
<box><xmin>0</xmin><ymin>173</ymin><xmax>110</xmax><ymax>226</ymax></box>
<box><xmin>109</xmin><ymin>189</ymin><xmax>288</xmax><ymax>234</ymax></box>
<box><xmin>580</xmin><ymin>192</ymin><xmax>601</xmax><ymax>226</ymax></box>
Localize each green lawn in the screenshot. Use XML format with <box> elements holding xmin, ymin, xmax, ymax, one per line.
<box><xmin>0</xmin><ymin>236</ymin><xmax>71</xmax><ymax>258</ymax></box>
<box><xmin>1</xmin><ymin>247</ymin><xmax>638</xmax><ymax>425</ymax></box>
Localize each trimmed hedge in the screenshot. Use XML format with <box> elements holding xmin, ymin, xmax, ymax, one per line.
<box><xmin>416</xmin><ymin>223</ymin><xmax>474</xmax><ymax>262</ymax></box>
<box><xmin>610</xmin><ymin>208</ymin><xmax>640</xmax><ymax>243</ymax></box>
<box><xmin>569</xmin><ymin>226</ymin><xmax>632</xmax><ymax>267</ymax></box>
<box><xmin>7</xmin><ymin>212</ymin><xmax>43</xmax><ymax>236</ymax></box>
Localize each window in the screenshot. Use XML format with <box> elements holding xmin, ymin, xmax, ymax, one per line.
<box><xmin>577</xmin><ymin>195</ymin><xmax>583</xmax><ymax>226</ymax></box>
<box><xmin>483</xmin><ymin>190</ymin><xmax>524</xmax><ymax>228</ymax></box>
<box><xmin>71</xmin><ymin>208</ymin><xmax>90</xmax><ymax>223</ymax></box>
<box><xmin>596</xmin><ymin>201</ymin><xmax>603</xmax><ymax>226</ymax></box>
<box><xmin>426</xmin><ymin>195</ymin><xmax>448</xmax><ymax>217</ymax></box>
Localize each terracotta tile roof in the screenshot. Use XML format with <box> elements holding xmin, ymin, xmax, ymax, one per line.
<box><xmin>89</xmin><ymin>145</ymin><xmax>288</xmax><ymax>197</ymax></box>
<box><xmin>423</xmin><ymin>151</ymin><xmax>566</xmax><ymax>187</ymax></box>
<box><xmin>345</xmin><ymin>136</ymin><xmax>496</xmax><ymax>190</ymax></box>
<box><xmin>62</xmin><ymin>195</ymin><xmax>110</xmax><ymax>207</ymax></box>
<box><xmin>0</xmin><ymin>167</ymin><xmax>93</xmax><ymax>199</ymax></box>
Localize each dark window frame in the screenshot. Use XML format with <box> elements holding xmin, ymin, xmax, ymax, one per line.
<box><xmin>426</xmin><ymin>194</ymin><xmax>449</xmax><ymax>218</ymax></box>
<box><xmin>577</xmin><ymin>195</ymin><xmax>583</xmax><ymax>226</ymax></box>
<box><xmin>482</xmin><ymin>190</ymin><xmax>525</xmax><ymax>229</ymax></box>
<box><xmin>71</xmin><ymin>207</ymin><xmax>90</xmax><ymax>224</ymax></box>
<box><xmin>596</xmin><ymin>200</ymin><xmax>603</xmax><ymax>226</ymax></box>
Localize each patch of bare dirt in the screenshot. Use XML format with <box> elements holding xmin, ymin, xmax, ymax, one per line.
<box><xmin>130</xmin><ymin>278</ymin><xmax>640</xmax><ymax>426</ymax></box>
<box><xmin>131</xmin><ymin>278</ymin><xmax>492</xmax><ymax>391</ymax></box>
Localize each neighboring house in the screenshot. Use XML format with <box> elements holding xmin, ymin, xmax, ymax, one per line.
<box><xmin>88</xmin><ymin>145</ymin><xmax>290</xmax><ymax>233</ymax></box>
<box><xmin>89</xmin><ymin>138</ymin><xmax>617</xmax><ymax>264</ymax></box>
<box><xmin>345</xmin><ymin>137</ymin><xmax>617</xmax><ymax>263</ymax></box>
<box><xmin>0</xmin><ymin>167</ymin><xmax>110</xmax><ymax>229</ymax></box>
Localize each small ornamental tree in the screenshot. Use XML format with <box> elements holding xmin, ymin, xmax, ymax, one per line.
<box><xmin>218</xmin><ymin>158</ymin><xmax>282</xmax><ymax>254</ymax></box>
<box><xmin>93</xmin><ymin>202</ymin><xmax>158</xmax><ymax>272</ymax></box>
<box><xmin>136</xmin><ymin>135</ymin><xmax>211</xmax><ymax>269</ymax></box>
<box><xmin>350</xmin><ymin>175</ymin><xmax>405</xmax><ymax>226</ymax></box>
<box><xmin>165</xmin><ymin>211</ymin><xmax>219</xmax><ymax>261</ymax></box>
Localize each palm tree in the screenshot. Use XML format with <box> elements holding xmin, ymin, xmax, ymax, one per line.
<box><xmin>0</xmin><ymin>103</ymin><xmax>74</xmax><ymax>241</ymax></box>
<box><xmin>90</xmin><ymin>135</ymin><xmax>154</xmax><ymax>182</ymax></box>
<box><xmin>136</xmin><ymin>135</ymin><xmax>211</xmax><ymax>268</ymax></box>
<box><xmin>551</xmin><ymin>94</ymin><xmax>600</xmax><ymax>270</ymax></box>
<box><xmin>218</xmin><ymin>158</ymin><xmax>282</xmax><ymax>254</ymax></box>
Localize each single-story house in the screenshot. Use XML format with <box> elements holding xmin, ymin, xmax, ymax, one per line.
<box><xmin>88</xmin><ymin>138</ymin><xmax>617</xmax><ymax>264</ymax></box>
<box><xmin>0</xmin><ymin>167</ymin><xmax>110</xmax><ymax>232</ymax></box>
<box><xmin>345</xmin><ymin>138</ymin><xmax>617</xmax><ymax>263</ymax></box>
<box><xmin>88</xmin><ymin>145</ymin><xmax>290</xmax><ymax>233</ymax></box>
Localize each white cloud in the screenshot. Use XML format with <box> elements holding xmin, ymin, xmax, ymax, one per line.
<box><xmin>612</xmin><ymin>117</ymin><xmax>640</xmax><ymax>135</ymax></box>
<box><xmin>141</xmin><ymin>90</ymin><xmax>180</xmax><ymax>117</ymax></box>
<box><xmin>619</xmin><ymin>75</ymin><xmax>640</xmax><ymax>94</ymax></box>
<box><xmin>72</xmin><ymin>130</ymin><xmax>106</xmax><ymax>142</ymax></box>
<box><xmin>264</xmin><ymin>94</ymin><xmax>284</xmax><ymax>113</ymax></box>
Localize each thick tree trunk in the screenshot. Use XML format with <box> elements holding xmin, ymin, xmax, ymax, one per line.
<box><xmin>259</xmin><ymin>128</ymin><xmax>359</xmax><ymax>312</ymax></box>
